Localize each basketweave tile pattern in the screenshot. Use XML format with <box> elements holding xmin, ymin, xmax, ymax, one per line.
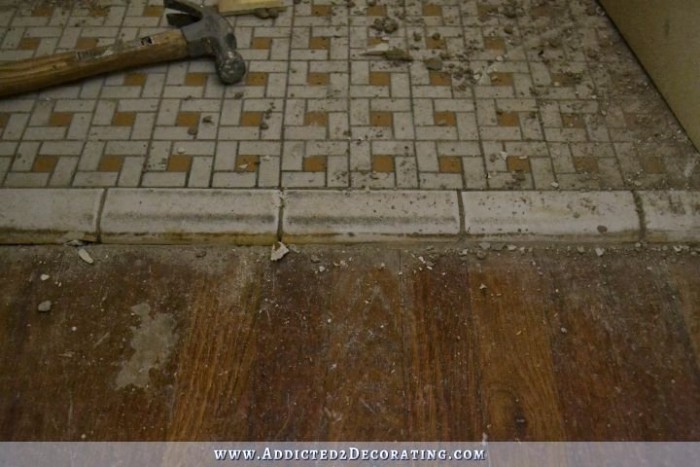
<box><xmin>0</xmin><ymin>0</ymin><xmax>698</xmax><ymax>190</ymax></box>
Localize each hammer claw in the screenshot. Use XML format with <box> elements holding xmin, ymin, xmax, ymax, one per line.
<box><xmin>166</xmin><ymin>13</ymin><xmax>197</xmax><ymax>28</ymax></box>
<box><xmin>163</xmin><ymin>0</ymin><xmax>203</xmax><ymax>18</ymax></box>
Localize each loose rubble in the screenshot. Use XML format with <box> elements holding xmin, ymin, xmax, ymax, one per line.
<box><xmin>78</xmin><ymin>248</ymin><xmax>94</xmax><ymax>264</ymax></box>
<box><xmin>270</xmin><ymin>241</ymin><xmax>290</xmax><ymax>261</ymax></box>
<box><xmin>37</xmin><ymin>300</ymin><xmax>52</xmax><ymax>313</ymax></box>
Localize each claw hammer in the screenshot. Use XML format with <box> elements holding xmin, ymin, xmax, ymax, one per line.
<box><xmin>0</xmin><ymin>0</ymin><xmax>246</xmax><ymax>98</ymax></box>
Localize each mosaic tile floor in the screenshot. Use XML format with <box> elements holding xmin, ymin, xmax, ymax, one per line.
<box><xmin>1</xmin><ymin>0</ymin><xmax>698</xmax><ymax>191</ymax></box>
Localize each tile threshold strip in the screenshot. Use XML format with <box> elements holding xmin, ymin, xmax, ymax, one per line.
<box><xmin>0</xmin><ymin>188</ymin><xmax>697</xmax><ymax>244</ymax></box>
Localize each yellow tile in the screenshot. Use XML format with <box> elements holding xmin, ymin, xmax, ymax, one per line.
<box><xmin>19</xmin><ymin>37</ymin><xmax>41</xmax><ymax>50</ymax></box>
<box><xmin>31</xmin><ymin>6</ymin><xmax>53</xmax><ymax>17</ymax></box>
<box><xmin>251</xmin><ymin>37</ymin><xmax>272</xmax><ymax>49</ymax></box>
<box><xmin>434</xmin><ymin>111</ymin><xmax>456</xmax><ymax>126</ymax></box>
<box><xmin>98</xmin><ymin>155</ymin><xmax>124</xmax><ymax>172</ymax></box>
<box><xmin>184</xmin><ymin>73</ymin><xmax>208</xmax><ymax>87</ymax></box>
<box><xmin>236</xmin><ymin>155</ymin><xmax>259</xmax><ymax>172</ymax></box>
<box><xmin>573</xmin><ymin>156</ymin><xmax>599</xmax><ymax>174</ymax></box>
<box><xmin>640</xmin><ymin>156</ymin><xmax>665</xmax><ymax>174</ymax></box>
<box><xmin>112</xmin><ymin>112</ymin><xmax>136</xmax><ymax>127</ymax></box>
<box><xmin>423</xmin><ymin>4</ymin><xmax>442</xmax><ymax>16</ymax></box>
<box><xmin>49</xmin><ymin>112</ymin><xmax>73</xmax><ymax>127</ymax></box>
<box><xmin>490</xmin><ymin>72</ymin><xmax>514</xmax><ymax>86</ymax></box>
<box><xmin>167</xmin><ymin>154</ymin><xmax>192</xmax><ymax>172</ymax></box>
<box><xmin>430</xmin><ymin>72</ymin><xmax>451</xmax><ymax>86</ymax></box>
<box><xmin>367</xmin><ymin>5</ymin><xmax>387</xmax><ymax>16</ymax></box>
<box><xmin>305</xmin><ymin>112</ymin><xmax>328</xmax><ymax>126</ymax></box>
<box><xmin>372</xmin><ymin>155</ymin><xmax>394</xmax><ymax>173</ymax></box>
<box><xmin>309</xmin><ymin>36</ymin><xmax>330</xmax><ymax>50</ymax></box>
<box><xmin>497</xmin><ymin>112</ymin><xmax>520</xmax><ymax>127</ymax></box>
<box><xmin>369</xmin><ymin>72</ymin><xmax>390</xmax><ymax>86</ymax></box>
<box><xmin>531</xmin><ymin>5</ymin><xmax>554</xmax><ymax>18</ymax></box>
<box><xmin>123</xmin><ymin>73</ymin><xmax>147</xmax><ymax>86</ymax></box>
<box><xmin>506</xmin><ymin>156</ymin><xmax>531</xmax><ymax>173</ymax></box>
<box><xmin>312</xmin><ymin>5</ymin><xmax>332</xmax><ymax>16</ymax></box>
<box><xmin>144</xmin><ymin>6</ymin><xmax>164</xmax><ymax>17</ymax></box>
<box><xmin>303</xmin><ymin>155</ymin><xmax>327</xmax><ymax>172</ymax></box>
<box><xmin>438</xmin><ymin>156</ymin><xmax>462</xmax><ymax>174</ymax></box>
<box><xmin>561</xmin><ymin>114</ymin><xmax>586</xmax><ymax>129</ymax></box>
<box><xmin>484</xmin><ymin>36</ymin><xmax>506</xmax><ymax>51</ymax></box>
<box><xmin>478</xmin><ymin>4</ymin><xmax>499</xmax><ymax>20</ymax></box>
<box><xmin>425</xmin><ymin>36</ymin><xmax>445</xmax><ymax>49</ymax></box>
<box><xmin>307</xmin><ymin>72</ymin><xmax>329</xmax><ymax>85</ymax></box>
<box><xmin>240</xmin><ymin>112</ymin><xmax>263</xmax><ymax>127</ymax></box>
<box><xmin>370</xmin><ymin>111</ymin><xmax>392</xmax><ymax>127</ymax></box>
<box><xmin>32</xmin><ymin>156</ymin><xmax>57</xmax><ymax>173</ymax></box>
<box><xmin>245</xmin><ymin>72</ymin><xmax>268</xmax><ymax>86</ymax></box>
<box><xmin>176</xmin><ymin>112</ymin><xmax>201</xmax><ymax>128</ymax></box>
<box><xmin>551</xmin><ymin>73</ymin><xmax>579</xmax><ymax>87</ymax></box>
<box><xmin>76</xmin><ymin>37</ymin><xmax>98</xmax><ymax>50</ymax></box>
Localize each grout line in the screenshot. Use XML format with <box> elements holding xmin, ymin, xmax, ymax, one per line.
<box><xmin>456</xmin><ymin>189</ymin><xmax>466</xmax><ymax>238</ymax></box>
<box><xmin>276</xmin><ymin>189</ymin><xmax>285</xmax><ymax>242</ymax></box>
<box><xmin>95</xmin><ymin>187</ymin><xmax>108</xmax><ymax>243</ymax></box>
<box><xmin>631</xmin><ymin>190</ymin><xmax>647</xmax><ymax>241</ymax></box>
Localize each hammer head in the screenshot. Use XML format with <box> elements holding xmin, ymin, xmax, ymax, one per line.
<box><xmin>165</xmin><ymin>0</ymin><xmax>246</xmax><ymax>84</ymax></box>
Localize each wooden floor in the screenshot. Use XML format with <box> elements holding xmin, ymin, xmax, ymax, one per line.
<box><xmin>0</xmin><ymin>244</ymin><xmax>698</xmax><ymax>441</ymax></box>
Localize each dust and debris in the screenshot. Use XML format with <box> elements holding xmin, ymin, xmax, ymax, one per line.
<box><xmin>383</xmin><ymin>47</ymin><xmax>413</xmax><ymax>62</ymax></box>
<box><xmin>77</xmin><ymin>248</ymin><xmax>94</xmax><ymax>265</ymax></box>
<box><xmin>595</xmin><ymin>247</ymin><xmax>605</xmax><ymax>257</ymax></box>
<box><xmin>37</xmin><ymin>300</ymin><xmax>52</xmax><ymax>313</ymax></box>
<box><xmin>270</xmin><ymin>241</ymin><xmax>290</xmax><ymax>261</ymax></box>
<box><xmin>254</xmin><ymin>8</ymin><xmax>279</xmax><ymax>19</ymax></box>
<box><xmin>424</xmin><ymin>57</ymin><xmax>443</xmax><ymax>71</ymax></box>
<box><xmin>115</xmin><ymin>303</ymin><xmax>177</xmax><ymax>390</ymax></box>
<box><xmin>363</xmin><ymin>42</ymin><xmax>391</xmax><ymax>56</ymax></box>
<box><xmin>371</xmin><ymin>17</ymin><xmax>399</xmax><ymax>34</ymax></box>
<box><xmin>40</xmin><ymin>274</ymin><xmax>50</xmax><ymax>281</ymax></box>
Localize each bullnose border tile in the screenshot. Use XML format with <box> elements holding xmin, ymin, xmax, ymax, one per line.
<box><xmin>0</xmin><ymin>188</ymin><xmax>103</xmax><ymax>244</ymax></box>
<box><xmin>461</xmin><ymin>191</ymin><xmax>641</xmax><ymax>241</ymax></box>
<box><xmin>100</xmin><ymin>188</ymin><xmax>281</xmax><ymax>244</ymax></box>
<box><xmin>638</xmin><ymin>191</ymin><xmax>700</xmax><ymax>242</ymax></box>
<box><xmin>282</xmin><ymin>189</ymin><xmax>461</xmax><ymax>243</ymax></box>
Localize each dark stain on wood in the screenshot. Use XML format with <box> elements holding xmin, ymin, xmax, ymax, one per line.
<box><xmin>0</xmin><ymin>245</ymin><xmax>698</xmax><ymax>441</ymax></box>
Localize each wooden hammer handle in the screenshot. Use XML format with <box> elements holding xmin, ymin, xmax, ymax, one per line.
<box><xmin>0</xmin><ymin>29</ymin><xmax>189</xmax><ymax>99</ymax></box>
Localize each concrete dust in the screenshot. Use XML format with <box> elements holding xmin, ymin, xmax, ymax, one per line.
<box><xmin>115</xmin><ymin>302</ymin><xmax>177</xmax><ymax>390</ymax></box>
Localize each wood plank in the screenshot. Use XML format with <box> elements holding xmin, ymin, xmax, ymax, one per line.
<box><xmin>467</xmin><ymin>253</ymin><xmax>567</xmax><ymax>441</ymax></box>
<box><xmin>166</xmin><ymin>255</ymin><xmax>266</xmax><ymax>440</ymax></box>
<box><xmin>537</xmin><ymin>251</ymin><xmax>700</xmax><ymax>440</ymax></box>
<box><xmin>247</xmin><ymin>250</ymin><xmax>406</xmax><ymax>440</ymax></box>
<box><xmin>218</xmin><ymin>0</ymin><xmax>285</xmax><ymax>16</ymax></box>
<box><xmin>664</xmin><ymin>259</ymin><xmax>700</xmax><ymax>364</ymax></box>
<box><xmin>399</xmin><ymin>253</ymin><xmax>482</xmax><ymax>440</ymax></box>
<box><xmin>0</xmin><ymin>245</ymin><xmax>698</xmax><ymax>441</ymax></box>
<box><xmin>0</xmin><ymin>247</ymin><xmax>192</xmax><ymax>440</ymax></box>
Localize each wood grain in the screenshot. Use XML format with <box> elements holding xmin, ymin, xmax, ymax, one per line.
<box><xmin>0</xmin><ymin>30</ymin><xmax>188</xmax><ymax>98</ymax></box>
<box><xmin>0</xmin><ymin>245</ymin><xmax>697</xmax><ymax>441</ymax></box>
